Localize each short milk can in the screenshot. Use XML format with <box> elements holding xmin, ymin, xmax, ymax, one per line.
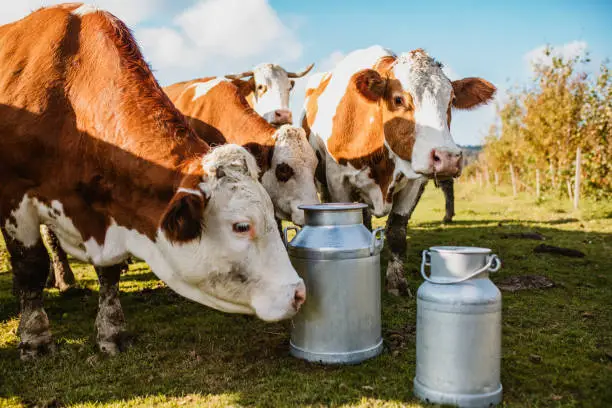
<box><xmin>414</xmin><ymin>246</ymin><xmax>503</xmax><ymax>408</ymax></box>
<box><xmin>284</xmin><ymin>203</ymin><xmax>384</xmax><ymax>364</ymax></box>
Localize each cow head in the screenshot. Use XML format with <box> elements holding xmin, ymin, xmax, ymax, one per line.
<box><xmin>352</xmin><ymin>49</ymin><xmax>496</xmax><ymax>179</ymax></box>
<box><xmin>260</xmin><ymin>125</ymin><xmax>320</xmax><ymax>225</ymax></box>
<box><xmin>226</xmin><ymin>63</ymin><xmax>314</xmax><ymax>127</ymax></box>
<box><xmin>157</xmin><ymin>144</ymin><xmax>305</xmax><ymax>322</ymax></box>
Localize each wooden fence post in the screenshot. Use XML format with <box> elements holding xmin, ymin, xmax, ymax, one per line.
<box><xmin>510</xmin><ymin>164</ymin><xmax>517</xmax><ymax>197</ymax></box>
<box><xmin>494</xmin><ymin>172</ymin><xmax>499</xmax><ymax>186</ymax></box>
<box><xmin>536</xmin><ymin>169</ymin><xmax>541</xmax><ymax>199</ymax></box>
<box><xmin>574</xmin><ymin>147</ymin><xmax>581</xmax><ymax>209</ymax></box>
<box><xmin>484</xmin><ymin>167</ymin><xmax>490</xmax><ymax>186</ymax></box>
<box><xmin>549</xmin><ymin>161</ymin><xmax>556</xmax><ymax>190</ymax></box>
<box><xmin>566</xmin><ymin>180</ymin><xmax>573</xmax><ymax>203</ymax></box>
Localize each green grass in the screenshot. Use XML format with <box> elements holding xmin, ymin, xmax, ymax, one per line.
<box><xmin>1</xmin><ymin>183</ymin><xmax>611</xmax><ymax>407</ymax></box>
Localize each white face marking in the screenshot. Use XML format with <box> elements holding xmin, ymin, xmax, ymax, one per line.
<box><xmin>190</xmin><ymin>77</ymin><xmax>229</xmax><ymax>101</ymax></box>
<box><xmin>251</xmin><ymin>64</ymin><xmax>293</xmax><ymax>123</ymax></box>
<box><xmin>71</xmin><ymin>4</ymin><xmax>99</xmax><ymax>16</ymax></box>
<box><xmin>393</xmin><ymin>52</ymin><xmax>461</xmax><ymax>174</ymax></box>
<box><xmin>260</xmin><ymin>126</ymin><xmax>319</xmax><ymax>225</ymax></box>
<box><xmin>157</xmin><ymin>144</ymin><xmax>304</xmax><ymax>322</ymax></box>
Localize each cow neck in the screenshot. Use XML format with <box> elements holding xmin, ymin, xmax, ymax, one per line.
<box><xmin>326</xmin><ymin>66</ymin><xmax>396</xmax><ymax>203</ymax></box>
<box><xmin>72</xmin><ymin>10</ymin><xmax>209</xmax><ymax>187</ymax></box>
<box><xmin>57</xmin><ymin>7</ymin><xmax>207</xmax><ymax>242</ymax></box>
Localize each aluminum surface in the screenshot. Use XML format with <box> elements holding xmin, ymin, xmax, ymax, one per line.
<box><xmin>414</xmin><ymin>246</ymin><xmax>503</xmax><ymax>407</ymax></box>
<box><xmin>287</xmin><ymin>203</ymin><xmax>383</xmax><ymax>364</ymax></box>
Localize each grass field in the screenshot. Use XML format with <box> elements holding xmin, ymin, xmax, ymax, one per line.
<box><xmin>1</xmin><ymin>183</ymin><xmax>611</xmax><ymax>408</ymax></box>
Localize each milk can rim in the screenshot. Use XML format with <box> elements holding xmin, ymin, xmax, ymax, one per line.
<box><xmin>298</xmin><ymin>202</ymin><xmax>368</xmax><ymax>211</ymax></box>
<box><xmin>429</xmin><ymin>246</ymin><xmax>492</xmax><ymax>254</ymax></box>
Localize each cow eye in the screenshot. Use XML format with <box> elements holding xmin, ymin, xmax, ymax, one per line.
<box><xmin>275</xmin><ymin>163</ymin><xmax>295</xmax><ymax>182</ymax></box>
<box><xmin>232</xmin><ymin>222</ymin><xmax>251</xmax><ymax>234</ymax></box>
<box><xmin>290</xmin><ymin>80</ymin><xmax>295</xmax><ymax>90</ymax></box>
<box><xmin>257</xmin><ymin>84</ymin><xmax>267</xmax><ymax>94</ymax></box>
<box><xmin>394</xmin><ymin>96</ymin><xmax>404</xmax><ymax>106</ymax></box>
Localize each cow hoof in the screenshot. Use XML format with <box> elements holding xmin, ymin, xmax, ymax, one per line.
<box><xmin>18</xmin><ymin>339</ymin><xmax>56</xmax><ymax>361</ymax></box>
<box><xmin>98</xmin><ymin>333</ymin><xmax>132</xmax><ymax>355</ymax></box>
<box><xmin>386</xmin><ymin>283</ymin><xmax>412</xmax><ymax>297</ymax></box>
<box><xmin>56</xmin><ymin>282</ymin><xmax>76</xmax><ymax>293</ymax></box>
<box><xmin>385</xmin><ymin>263</ymin><xmax>411</xmax><ymax>297</ymax></box>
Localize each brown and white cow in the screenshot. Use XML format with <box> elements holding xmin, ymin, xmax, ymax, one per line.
<box><xmin>302</xmin><ymin>46</ymin><xmax>495</xmax><ymax>295</ymax></box>
<box><xmin>164</xmin><ymin>78</ymin><xmax>320</xmax><ymax>226</ymax></box>
<box><xmin>0</xmin><ymin>4</ymin><xmax>305</xmax><ymax>359</ymax></box>
<box><xmin>224</xmin><ymin>63</ymin><xmax>314</xmax><ymax>126</ymax></box>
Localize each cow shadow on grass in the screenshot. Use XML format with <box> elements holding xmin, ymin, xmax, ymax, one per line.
<box><xmin>1</xmin><ymin>222</ymin><xmax>611</xmax><ymax>407</ymax></box>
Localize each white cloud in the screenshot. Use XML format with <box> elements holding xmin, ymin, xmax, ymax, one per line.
<box><xmin>0</xmin><ymin>0</ymin><xmax>167</xmax><ymax>26</ymax></box>
<box><xmin>135</xmin><ymin>0</ymin><xmax>303</xmax><ymax>84</ymax></box>
<box><xmin>524</xmin><ymin>41</ymin><xmax>588</xmax><ymax>70</ymax></box>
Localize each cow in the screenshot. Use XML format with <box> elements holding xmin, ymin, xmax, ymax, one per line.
<box><xmin>164</xmin><ymin>78</ymin><xmax>320</xmax><ymax>227</ymax></box>
<box><xmin>302</xmin><ymin>46</ymin><xmax>496</xmax><ymax>295</ymax></box>
<box><xmin>224</xmin><ymin>63</ymin><xmax>314</xmax><ymax>126</ymax></box>
<box><xmin>0</xmin><ymin>4</ymin><xmax>306</xmax><ymax>359</ymax></box>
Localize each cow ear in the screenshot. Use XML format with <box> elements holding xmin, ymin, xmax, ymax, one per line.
<box><xmin>233</xmin><ymin>77</ymin><xmax>256</xmax><ymax>98</ymax></box>
<box><xmin>354</xmin><ymin>69</ymin><xmax>386</xmax><ymax>101</ymax></box>
<box><xmin>160</xmin><ymin>191</ymin><xmax>206</xmax><ymax>243</ymax></box>
<box><xmin>452</xmin><ymin>78</ymin><xmax>496</xmax><ymax>109</ymax></box>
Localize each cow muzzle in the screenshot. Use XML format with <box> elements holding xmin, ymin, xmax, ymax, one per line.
<box><xmin>270</xmin><ymin>109</ymin><xmax>293</xmax><ymax>127</ymax></box>
<box><xmin>430</xmin><ymin>149</ymin><xmax>462</xmax><ymax>178</ymax></box>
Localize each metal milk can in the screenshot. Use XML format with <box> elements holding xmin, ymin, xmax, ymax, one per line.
<box><xmin>284</xmin><ymin>203</ymin><xmax>385</xmax><ymax>364</ymax></box>
<box><xmin>414</xmin><ymin>246</ymin><xmax>503</xmax><ymax>408</ymax></box>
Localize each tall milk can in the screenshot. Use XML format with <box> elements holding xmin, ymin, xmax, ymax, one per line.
<box><xmin>414</xmin><ymin>246</ymin><xmax>503</xmax><ymax>408</ymax></box>
<box><xmin>284</xmin><ymin>203</ymin><xmax>384</xmax><ymax>364</ymax></box>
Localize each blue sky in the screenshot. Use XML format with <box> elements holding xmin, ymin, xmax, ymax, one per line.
<box><xmin>4</xmin><ymin>0</ymin><xmax>611</xmax><ymax>145</ymax></box>
<box><xmin>272</xmin><ymin>0</ymin><xmax>612</xmax><ymax>87</ymax></box>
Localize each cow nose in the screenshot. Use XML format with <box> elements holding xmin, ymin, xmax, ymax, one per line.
<box><xmin>292</xmin><ymin>282</ymin><xmax>306</xmax><ymax>311</ymax></box>
<box><xmin>273</xmin><ymin>109</ymin><xmax>293</xmax><ymax>125</ymax></box>
<box><xmin>431</xmin><ymin>149</ymin><xmax>462</xmax><ymax>177</ymax></box>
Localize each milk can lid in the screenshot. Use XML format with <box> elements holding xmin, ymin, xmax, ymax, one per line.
<box><xmin>298</xmin><ymin>203</ymin><xmax>368</xmax><ymax>211</ymax></box>
<box><xmin>429</xmin><ymin>246</ymin><xmax>492</xmax><ymax>254</ymax></box>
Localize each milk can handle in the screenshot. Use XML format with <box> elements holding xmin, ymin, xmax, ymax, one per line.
<box><xmin>283</xmin><ymin>226</ymin><xmax>300</xmax><ymax>247</ymax></box>
<box><xmin>370</xmin><ymin>227</ymin><xmax>385</xmax><ymax>255</ymax></box>
<box><xmin>420</xmin><ymin>250</ymin><xmax>501</xmax><ymax>284</ymax></box>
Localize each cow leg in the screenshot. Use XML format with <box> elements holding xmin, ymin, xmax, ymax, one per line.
<box><xmin>440</xmin><ymin>178</ymin><xmax>455</xmax><ymax>223</ymax></box>
<box><xmin>385</xmin><ymin>178</ymin><xmax>428</xmax><ymax>296</ymax></box>
<box><xmin>1</xmin><ymin>227</ymin><xmax>54</xmax><ymax>360</ymax></box>
<box><xmin>276</xmin><ymin>218</ymin><xmax>284</xmax><ymax>239</ymax></box>
<box><xmin>41</xmin><ymin>226</ymin><xmax>75</xmax><ymax>292</ymax></box>
<box><xmin>95</xmin><ymin>264</ymin><xmax>127</xmax><ymax>355</ymax></box>
<box><xmin>362</xmin><ymin>207</ymin><xmax>373</xmax><ymax>231</ymax></box>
